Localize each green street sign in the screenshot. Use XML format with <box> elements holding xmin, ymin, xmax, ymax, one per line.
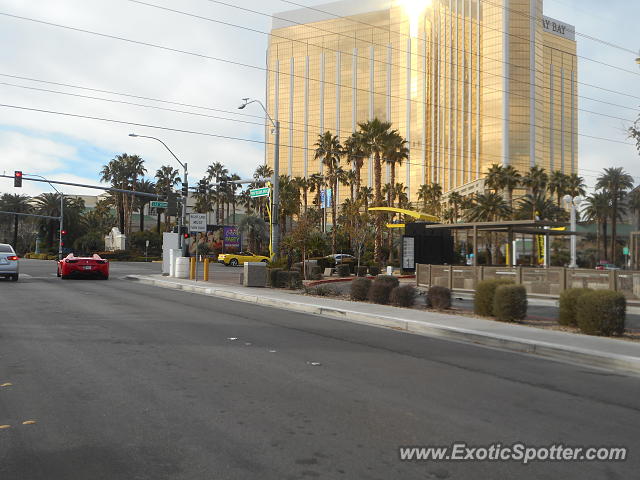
<box><xmin>150</xmin><ymin>200</ymin><xmax>168</xmax><ymax>208</ymax></box>
<box><xmin>250</xmin><ymin>187</ymin><xmax>270</xmax><ymax>198</ymax></box>
<box><xmin>623</xmin><ymin>247</ymin><xmax>630</xmax><ymax>256</ymax></box>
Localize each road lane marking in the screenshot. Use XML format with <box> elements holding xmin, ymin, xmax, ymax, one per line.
<box><xmin>0</xmin><ymin>425</ymin><xmax>11</xmax><ymax>429</ymax></box>
<box><xmin>22</xmin><ymin>420</ymin><xmax>37</xmax><ymax>425</ymax></box>
<box><xmin>0</xmin><ymin>383</ymin><xmax>12</xmax><ymax>387</ymax></box>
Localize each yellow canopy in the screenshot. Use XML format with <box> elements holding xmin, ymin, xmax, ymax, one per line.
<box><xmin>368</xmin><ymin>206</ymin><xmax>439</xmax><ymax>222</ymax></box>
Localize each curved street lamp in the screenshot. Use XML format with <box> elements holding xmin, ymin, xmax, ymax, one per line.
<box><xmin>239</xmin><ymin>98</ymin><xmax>280</xmax><ymax>260</ymax></box>
<box><xmin>563</xmin><ymin>194</ymin><xmax>583</xmax><ymax>268</ymax></box>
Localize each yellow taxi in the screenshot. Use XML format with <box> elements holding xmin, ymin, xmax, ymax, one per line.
<box><xmin>217</xmin><ymin>251</ymin><xmax>270</xmax><ymax>266</ymax></box>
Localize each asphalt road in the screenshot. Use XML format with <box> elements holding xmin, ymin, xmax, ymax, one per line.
<box><xmin>0</xmin><ymin>259</ymin><xmax>639</xmax><ymax>479</ymax></box>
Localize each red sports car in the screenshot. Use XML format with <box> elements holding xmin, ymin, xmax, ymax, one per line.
<box><xmin>57</xmin><ymin>254</ymin><xmax>109</xmax><ymax>280</ymax></box>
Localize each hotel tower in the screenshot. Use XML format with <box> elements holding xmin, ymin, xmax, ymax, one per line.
<box><xmin>265</xmin><ymin>0</ymin><xmax>577</xmax><ymax>203</ymax></box>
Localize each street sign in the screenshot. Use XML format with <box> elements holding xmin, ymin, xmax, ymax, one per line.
<box><xmin>189</xmin><ymin>213</ymin><xmax>207</xmax><ymax>232</ymax></box>
<box><xmin>150</xmin><ymin>200</ymin><xmax>168</xmax><ymax>208</ymax></box>
<box><xmin>623</xmin><ymin>247</ymin><xmax>630</xmax><ymax>256</ymax></box>
<box><xmin>320</xmin><ymin>188</ymin><xmax>332</xmax><ymax>208</ymax></box>
<box><xmin>250</xmin><ymin>187</ymin><xmax>270</xmax><ymax>198</ymax></box>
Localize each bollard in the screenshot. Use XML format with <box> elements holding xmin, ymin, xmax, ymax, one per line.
<box><xmin>189</xmin><ymin>257</ymin><xmax>196</xmax><ymax>280</ymax></box>
<box><xmin>203</xmin><ymin>258</ymin><xmax>210</xmax><ymax>281</ymax></box>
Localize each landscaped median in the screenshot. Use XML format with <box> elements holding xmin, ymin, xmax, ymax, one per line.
<box><xmin>124</xmin><ymin>274</ymin><xmax>640</xmax><ymax>375</ymax></box>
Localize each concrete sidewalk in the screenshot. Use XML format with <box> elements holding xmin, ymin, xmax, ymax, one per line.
<box><xmin>124</xmin><ymin>274</ymin><xmax>640</xmax><ymax>374</ymax></box>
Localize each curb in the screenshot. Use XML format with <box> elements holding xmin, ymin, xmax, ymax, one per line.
<box><xmin>124</xmin><ymin>275</ymin><xmax>640</xmax><ymax>374</ymax></box>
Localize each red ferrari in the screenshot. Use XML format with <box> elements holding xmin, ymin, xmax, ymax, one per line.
<box><xmin>57</xmin><ymin>254</ymin><xmax>109</xmax><ymax>280</ymax></box>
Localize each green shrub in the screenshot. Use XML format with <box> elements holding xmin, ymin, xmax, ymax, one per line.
<box><xmin>356</xmin><ymin>266</ymin><xmax>368</xmax><ymax>277</ymax></box>
<box><xmin>576</xmin><ymin>290</ymin><xmax>626</xmax><ymax>336</ymax></box>
<box><xmin>130</xmin><ymin>230</ymin><xmax>162</xmax><ymax>255</ymax></box>
<box><xmin>308</xmin><ymin>285</ymin><xmax>339</xmax><ymax>296</ymax></box>
<box><xmin>267</xmin><ymin>258</ymin><xmax>288</xmax><ymax>269</ymax></box>
<box><xmin>368</xmin><ymin>275</ymin><xmax>399</xmax><ymax>304</ymax></box>
<box><xmin>558</xmin><ymin>288</ymin><xmax>592</xmax><ymax>326</ymax></box>
<box><xmin>350</xmin><ymin>277</ymin><xmax>372</xmax><ymax>301</ymax></box>
<box><xmin>276</xmin><ymin>271</ymin><xmax>302</xmax><ymax>290</ymax></box>
<box><xmin>368</xmin><ymin>265</ymin><xmax>381</xmax><ymax>276</ymax></box>
<box><xmin>268</xmin><ymin>267</ymin><xmax>283</xmax><ymax>287</ymax></box>
<box><xmin>493</xmin><ymin>285</ymin><xmax>528</xmax><ymax>322</ymax></box>
<box><xmin>474</xmin><ymin>279</ymin><xmax>514</xmax><ymax>316</ymax></box>
<box><xmin>390</xmin><ymin>284</ymin><xmax>417</xmax><ymax>307</ymax></box>
<box><xmin>316</xmin><ymin>256</ymin><xmax>336</xmax><ymax>271</ymax></box>
<box><xmin>336</xmin><ymin>263</ymin><xmax>350</xmax><ymax>277</ymax></box>
<box><xmin>427</xmin><ymin>285</ymin><xmax>451</xmax><ymax>310</ymax></box>
<box><xmin>38</xmin><ymin>253</ymin><xmax>49</xmax><ymax>260</ymax></box>
<box><xmin>46</xmin><ymin>255</ymin><xmax>58</xmax><ymax>260</ymax></box>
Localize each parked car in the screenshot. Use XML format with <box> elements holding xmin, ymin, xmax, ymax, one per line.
<box><xmin>218</xmin><ymin>252</ymin><xmax>269</xmax><ymax>266</ymax></box>
<box><xmin>329</xmin><ymin>253</ymin><xmax>355</xmax><ymax>263</ymax></box>
<box><xmin>595</xmin><ymin>263</ymin><xmax>620</xmax><ymax>270</ymax></box>
<box><xmin>57</xmin><ymin>253</ymin><xmax>109</xmax><ymax>279</ymax></box>
<box><xmin>0</xmin><ymin>243</ymin><xmax>19</xmax><ymax>281</ymax></box>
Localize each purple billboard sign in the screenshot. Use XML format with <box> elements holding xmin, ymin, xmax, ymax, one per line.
<box><xmin>223</xmin><ymin>226</ymin><xmax>240</xmax><ymax>249</ymax></box>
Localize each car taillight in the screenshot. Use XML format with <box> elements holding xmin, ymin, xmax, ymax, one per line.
<box><xmin>7</xmin><ymin>256</ymin><xmax>18</xmax><ymax>261</ymax></box>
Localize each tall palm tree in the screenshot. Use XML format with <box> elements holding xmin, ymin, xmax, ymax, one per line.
<box><xmin>101</xmin><ymin>153</ymin><xmax>146</xmax><ymax>235</ymax></box>
<box><xmin>344</xmin><ymin>132</ymin><xmax>366</xmax><ymax>197</ymax></box>
<box><xmin>583</xmin><ymin>192</ymin><xmax>612</xmax><ymax>262</ymax></box>
<box><xmin>294</xmin><ymin>176</ymin><xmax>310</xmax><ymax>213</ymax></box>
<box><xmin>484</xmin><ymin>164</ymin><xmax>504</xmax><ymax>193</ymax></box>
<box><xmin>549</xmin><ymin>170</ymin><xmax>570</xmax><ymax>206</ymax></box>
<box><xmin>501</xmin><ymin>165</ymin><xmax>522</xmax><ymax>212</ymax></box>
<box><xmin>1</xmin><ymin>194</ymin><xmax>31</xmax><ymax>250</ymax></box>
<box><xmin>566</xmin><ymin>173</ymin><xmax>586</xmax><ymax>198</ymax></box>
<box><xmin>193</xmin><ymin>177</ymin><xmax>214</xmax><ymax>215</ymax></box>
<box><xmin>314</xmin><ymin>131</ymin><xmax>343</xmax><ymax>253</ymax></box>
<box><xmin>448</xmin><ymin>191</ymin><xmax>463</xmax><ymax>223</ymax></box>
<box><xmin>155</xmin><ymin>165</ymin><xmax>181</xmax><ymax>232</ymax></box>
<box><xmin>359</xmin><ymin>186</ymin><xmax>374</xmax><ymax>211</ymax></box>
<box><xmin>596</xmin><ymin>167</ymin><xmax>634</xmax><ymax>263</ymax></box>
<box><xmin>207</xmin><ymin>162</ymin><xmax>228</xmax><ymax>225</ymax></box>
<box><xmin>357</xmin><ymin>118</ymin><xmax>394</xmax><ymax>262</ymax></box>
<box><xmin>416</xmin><ymin>183</ymin><xmax>443</xmax><ymax>217</ymax></box>
<box><xmin>384</xmin><ymin>132</ymin><xmax>409</xmax><ymax>201</ymax></box>
<box><xmin>466</xmin><ymin>192</ymin><xmax>511</xmax><ymax>265</ymax></box>
<box><xmin>134</xmin><ymin>179</ymin><xmax>155</xmax><ymax>232</ymax></box>
<box><xmin>521</xmin><ymin>165</ymin><xmax>549</xmax><ymax>198</ymax></box>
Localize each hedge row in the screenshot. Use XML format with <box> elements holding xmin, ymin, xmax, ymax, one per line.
<box><xmin>473</xmin><ymin>279</ymin><xmax>527</xmax><ymax>322</ymax></box>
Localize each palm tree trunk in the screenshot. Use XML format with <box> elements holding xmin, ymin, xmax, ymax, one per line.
<box><xmin>374</xmin><ymin>153</ymin><xmax>383</xmax><ymax>263</ymax></box>
<box><xmin>157</xmin><ymin>211</ymin><xmax>161</xmax><ymax>232</ymax></box>
<box><xmin>332</xmin><ymin>178</ymin><xmax>337</xmax><ymax>253</ymax></box>
<box><xmin>355</xmin><ymin>165</ymin><xmax>362</xmax><ymax>200</ymax></box>
<box><xmin>611</xmin><ymin>200</ymin><xmax>617</xmax><ymax>263</ymax></box>
<box><xmin>603</xmin><ymin>220</ymin><xmax>608</xmax><ymax>261</ymax></box>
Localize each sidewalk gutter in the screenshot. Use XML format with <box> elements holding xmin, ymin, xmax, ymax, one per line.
<box><xmin>125</xmin><ymin>275</ymin><xmax>640</xmax><ymax>374</ymax></box>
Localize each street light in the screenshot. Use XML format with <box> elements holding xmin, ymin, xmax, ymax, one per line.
<box><xmin>563</xmin><ymin>194</ymin><xmax>583</xmax><ymax>268</ymax></box>
<box><xmin>239</xmin><ymin>98</ymin><xmax>280</xmax><ymax>259</ymax></box>
<box><xmin>129</xmin><ymin>133</ymin><xmax>188</xmax><ymax>252</ymax></box>
<box><xmin>26</xmin><ymin>173</ymin><xmax>64</xmax><ymax>259</ymax></box>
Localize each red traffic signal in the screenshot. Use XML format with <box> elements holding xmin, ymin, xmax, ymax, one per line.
<box><xmin>61</xmin><ymin>230</ymin><xmax>67</xmax><ymax>235</ymax></box>
<box><xmin>183</xmin><ymin>233</ymin><xmax>189</xmax><ymax>239</ymax></box>
<box><xmin>14</xmin><ymin>171</ymin><xmax>22</xmax><ymax>187</ymax></box>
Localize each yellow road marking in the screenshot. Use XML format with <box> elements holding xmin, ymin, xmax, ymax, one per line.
<box><xmin>22</xmin><ymin>420</ymin><xmax>37</xmax><ymax>425</ymax></box>
<box><xmin>0</xmin><ymin>383</ymin><xmax>12</xmax><ymax>387</ymax></box>
<box><xmin>0</xmin><ymin>425</ymin><xmax>11</xmax><ymax>429</ymax></box>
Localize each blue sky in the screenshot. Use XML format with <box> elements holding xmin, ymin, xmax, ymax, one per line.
<box><xmin>0</xmin><ymin>0</ymin><xmax>638</xmax><ymax>198</ymax></box>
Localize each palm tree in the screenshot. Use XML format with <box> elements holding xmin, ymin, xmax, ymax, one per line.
<box><xmin>384</xmin><ymin>132</ymin><xmax>409</xmax><ymax>202</ymax></box>
<box><xmin>1</xmin><ymin>194</ymin><xmax>31</xmax><ymax>250</ymax></box>
<box><xmin>484</xmin><ymin>164</ymin><xmax>504</xmax><ymax>193</ymax></box>
<box><xmin>193</xmin><ymin>177</ymin><xmax>214</xmax><ymax>215</ymax></box>
<box><xmin>516</xmin><ymin>192</ymin><xmax>564</xmax><ymax>221</ymax></box>
<box><xmin>549</xmin><ymin>171</ymin><xmax>570</xmax><ymax>206</ymax></box>
<box><xmin>155</xmin><ymin>165</ymin><xmax>181</xmax><ymax>232</ymax></box>
<box><xmin>521</xmin><ymin>165</ymin><xmax>549</xmax><ymax>198</ymax></box>
<box><xmin>238</xmin><ymin>214</ymin><xmax>268</xmax><ymax>253</ymax></box>
<box><xmin>357</xmin><ymin>118</ymin><xmax>394</xmax><ymax>262</ymax></box>
<box><xmin>416</xmin><ymin>183</ymin><xmax>442</xmax><ymax>217</ymax></box>
<box><xmin>596</xmin><ymin>167</ymin><xmax>634</xmax><ymax>263</ymax></box>
<box><xmin>134</xmin><ymin>179</ymin><xmax>155</xmax><ymax>232</ymax></box>
<box><xmin>359</xmin><ymin>186</ymin><xmax>374</xmax><ymax>211</ymax></box>
<box><xmin>314</xmin><ymin>131</ymin><xmax>343</xmax><ymax>253</ymax></box>
<box><xmin>207</xmin><ymin>162</ymin><xmax>228</xmax><ymax>225</ymax></box>
<box><xmin>277</xmin><ymin>175</ymin><xmax>300</xmax><ymax>237</ymax></box>
<box><xmin>229</xmin><ymin>173</ymin><xmax>241</xmax><ymax>224</ymax></box>
<box><xmin>344</xmin><ymin>132</ymin><xmax>366</xmax><ymax>197</ymax></box>
<box><xmin>448</xmin><ymin>191</ymin><xmax>463</xmax><ymax>223</ymax></box>
<box><xmin>294</xmin><ymin>176</ymin><xmax>310</xmax><ymax>213</ymax></box>
<box><xmin>566</xmin><ymin>173</ymin><xmax>586</xmax><ymax>198</ymax></box>
<box><xmin>466</xmin><ymin>192</ymin><xmax>511</xmax><ymax>265</ymax></box>
<box><xmin>583</xmin><ymin>192</ymin><xmax>612</xmax><ymax>262</ymax></box>
<box><xmin>101</xmin><ymin>153</ymin><xmax>146</xmax><ymax>235</ymax></box>
<box><xmin>501</xmin><ymin>165</ymin><xmax>522</xmax><ymax>212</ymax></box>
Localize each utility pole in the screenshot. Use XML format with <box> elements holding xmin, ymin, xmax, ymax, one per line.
<box><xmin>238</xmin><ymin>98</ymin><xmax>280</xmax><ymax>259</ymax></box>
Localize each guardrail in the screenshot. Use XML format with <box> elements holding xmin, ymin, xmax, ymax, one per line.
<box><xmin>416</xmin><ymin>265</ymin><xmax>640</xmax><ymax>300</ymax></box>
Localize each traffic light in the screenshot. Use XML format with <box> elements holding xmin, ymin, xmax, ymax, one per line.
<box><xmin>14</xmin><ymin>171</ymin><xmax>22</xmax><ymax>187</ymax></box>
<box><xmin>181</xmin><ymin>183</ymin><xmax>188</xmax><ymax>197</ymax></box>
<box><xmin>60</xmin><ymin>229</ymin><xmax>67</xmax><ymax>247</ymax></box>
<box><xmin>179</xmin><ymin>226</ymin><xmax>189</xmax><ymax>238</ymax></box>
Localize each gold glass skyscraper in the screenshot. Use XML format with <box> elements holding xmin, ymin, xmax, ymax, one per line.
<box><xmin>265</xmin><ymin>0</ymin><xmax>577</xmax><ymax>203</ymax></box>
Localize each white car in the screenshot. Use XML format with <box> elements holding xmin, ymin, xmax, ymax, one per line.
<box><xmin>329</xmin><ymin>253</ymin><xmax>355</xmax><ymax>263</ymax></box>
<box><xmin>0</xmin><ymin>244</ymin><xmax>19</xmax><ymax>281</ymax></box>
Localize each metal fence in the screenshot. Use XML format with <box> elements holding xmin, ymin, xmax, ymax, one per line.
<box><xmin>415</xmin><ymin>264</ymin><xmax>640</xmax><ymax>300</ymax></box>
